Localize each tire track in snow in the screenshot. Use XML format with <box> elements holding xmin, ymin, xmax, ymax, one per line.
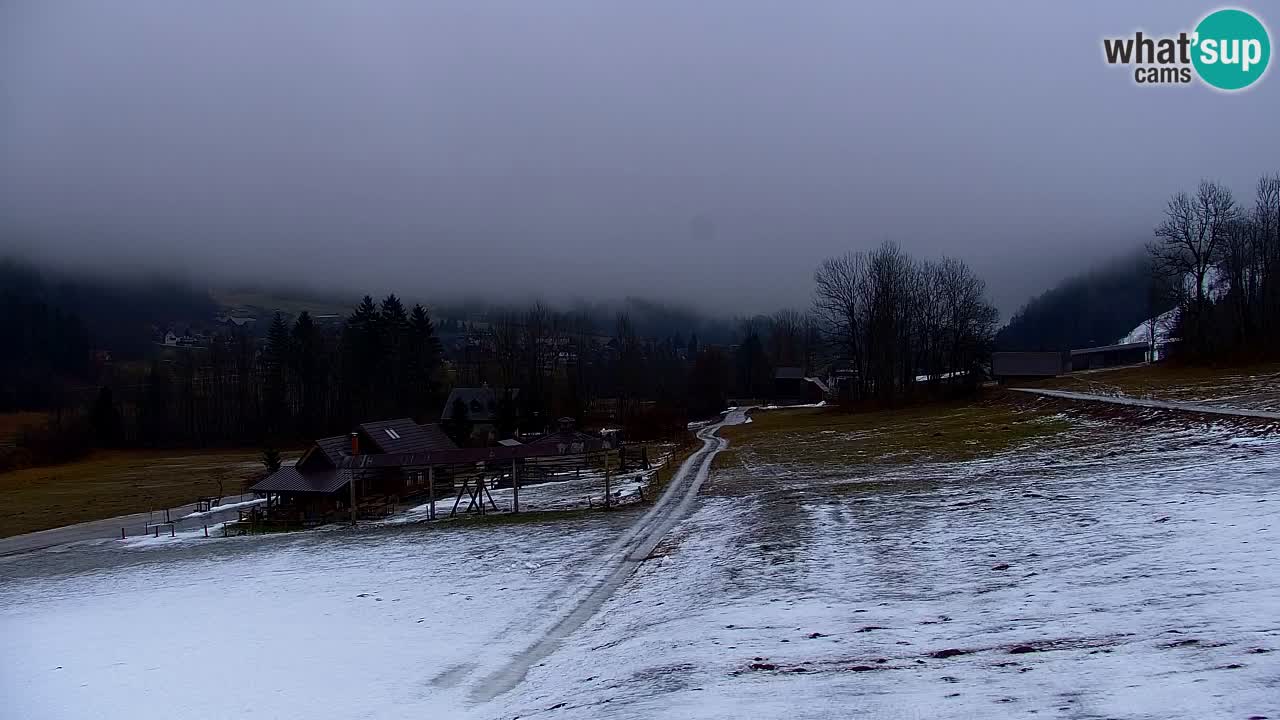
<box><xmin>468</xmin><ymin>408</ymin><xmax>749</xmax><ymax>703</ymax></box>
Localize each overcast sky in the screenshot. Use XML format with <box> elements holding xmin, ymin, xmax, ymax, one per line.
<box><xmin>2</xmin><ymin>1</ymin><xmax>1277</xmax><ymax>317</ymax></box>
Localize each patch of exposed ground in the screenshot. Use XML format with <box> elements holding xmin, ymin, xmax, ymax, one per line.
<box><xmin>0</xmin><ymin>411</ymin><xmax>48</xmax><ymax>444</ymax></box>
<box><xmin>492</xmin><ymin>392</ymin><xmax>1280</xmax><ymax>720</ymax></box>
<box><xmin>721</xmin><ymin>393</ymin><xmax>1070</xmax><ymax>469</ymax></box>
<box><xmin>0</xmin><ymin>449</ymin><xmax>267</xmax><ymax>537</ymax></box>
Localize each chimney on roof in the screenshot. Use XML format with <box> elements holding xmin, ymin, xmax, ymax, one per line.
<box><xmin>350</xmin><ymin>432</ymin><xmax>359</xmax><ymax>456</ymax></box>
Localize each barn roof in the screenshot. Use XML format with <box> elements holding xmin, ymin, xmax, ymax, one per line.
<box><xmin>251</xmin><ymin>466</ymin><xmax>352</xmax><ymax>495</ymax></box>
<box><xmin>1069</xmin><ymin>341</ymin><xmax>1149</xmax><ymax>356</ymax></box>
<box><xmin>359</xmin><ymin>418</ymin><xmax>456</xmax><ymax>454</ymax></box>
<box><xmin>313</xmin><ymin>435</ymin><xmax>351</xmax><ymax>466</ymax></box>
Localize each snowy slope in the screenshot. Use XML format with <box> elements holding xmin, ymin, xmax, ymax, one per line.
<box><xmin>1118</xmin><ymin>307</ymin><xmax>1178</xmax><ymax>346</ymax></box>
<box><xmin>3</xmin><ymin>410</ymin><xmax>1278</xmax><ymax>719</ymax></box>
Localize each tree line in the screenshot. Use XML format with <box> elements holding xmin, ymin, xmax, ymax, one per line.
<box><xmin>91</xmin><ymin>295</ymin><xmax>446</xmax><ymax>450</ymax></box>
<box><xmin>996</xmin><ymin>248</ymin><xmax>1175</xmax><ymax>352</ymax></box>
<box><xmin>813</xmin><ymin>241</ymin><xmax>998</xmax><ymax>403</ymax></box>
<box><xmin>4</xmin><ymin>244</ymin><xmax>1003</xmax><ymax>470</ymax></box>
<box><xmin>1149</xmin><ymin>173</ymin><xmax>1280</xmax><ymax>360</ymax></box>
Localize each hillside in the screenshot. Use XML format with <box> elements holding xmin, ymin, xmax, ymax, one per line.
<box><xmin>996</xmin><ymin>248</ymin><xmax>1174</xmax><ymax>352</ymax></box>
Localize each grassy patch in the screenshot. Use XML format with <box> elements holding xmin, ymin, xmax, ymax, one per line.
<box><xmin>0</xmin><ymin>448</ymin><xmax>268</xmax><ymax>537</ymax></box>
<box><xmin>722</xmin><ymin>393</ymin><xmax>1068</xmax><ymax>467</ymax></box>
<box><xmin>711</xmin><ymin>448</ymin><xmax>741</xmax><ymax>472</ymax></box>
<box><xmin>0</xmin><ymin>412</ymin><xmax>47</xmax><ymax>443</ymax></box>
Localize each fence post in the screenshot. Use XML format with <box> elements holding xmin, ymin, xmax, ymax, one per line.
<box><xmin>511</xmin><ymin>459</ymin><xmax>519</xmax><ymax>514</ymax></box>
<box><xmin>604</xmin><ymin>451</ymin><xmax>612</xmax><ymax>510</ymax></box>
<box><xmin>428</xmin><ymin>466</ymin><xmax>436</xmax><ymax>520</ymax></box>
<box><xmin>121</xmin><ymin>528</ymin><xmax>125</xmax><ymax>540</ymax></box>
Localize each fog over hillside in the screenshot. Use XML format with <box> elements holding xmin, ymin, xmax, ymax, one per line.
<box><xmin>3</xmin><ymin>1</ymin><xmax>1278</xmax><ymax>316</ymax></box>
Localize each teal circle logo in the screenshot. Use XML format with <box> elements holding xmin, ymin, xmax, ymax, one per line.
<box><xmin>1193</xmin><ymin>8</ymin><xmax>1270</xmax><ymax>90</ymax></box>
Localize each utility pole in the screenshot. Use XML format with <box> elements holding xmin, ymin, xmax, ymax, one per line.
<box><xmin>350</xmin><ymin>432</ymin><xmax>359</xmax><ymax>527</ymax></box>
<box><xmin>603</xmin><ymin>451</ymin><xmax>611</xmax><ymax>510</ymax></box>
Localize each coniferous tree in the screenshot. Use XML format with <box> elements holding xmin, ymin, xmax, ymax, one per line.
<box><xmin>261</xmin><ymin>446</ymin><xmax>282</xmax><ymax>473</ymax></box>
<box><xmin>262</xmin><ymin>312</ymin><xmax>291</xmax><ymax>436</ymax></box>
<box><xmin>407</xmin><ymin>304</ymin><xmax>443</xmax><ymax>416</ymax></box>
<box><xmin>89</xmin><ymin>386</ymin><xmax>121</xmax><ymax>447</ymax></box>
<box><xmin>343</xmin><ymin>296</ymin><xmax>382</xmax><ymax>421</ymax></box>
<box><xmin>289</xmin><ymin>311</ymin><xmax>321</xmax><ymax>437</ymax></box>
<box><xmin>379</xmin><ymin>295</ymin><xmax>410</xmax><ymax>415</ymax></box>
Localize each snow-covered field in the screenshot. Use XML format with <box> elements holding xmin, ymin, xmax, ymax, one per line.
<box><xmin>1</xmin><ymin>514</ymin><xmax>638</xmax><ymax>719</ymax></box>
<box><xmin>3</xmin><ymin>404</ymin><xmax>1279</xmax><ymax>719</ymax></box>
<box><xmin>497</xmin><ymin>413</ymin><xmax>1280</xmax><ymax>719</ymax></box>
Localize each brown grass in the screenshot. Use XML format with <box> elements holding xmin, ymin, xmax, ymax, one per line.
<box><xmin>0</xmin><ymin>412</ymin><xmax>48</xmax><ymax>443</ymax></box>
<box><xmin>721</xmin><ymin>392</ymin><xmax>1069</xmax><ymax>467</ymax></box>
<box><xmin>0</xmin><ymin>448</ymin><xmax>269</xmax><ymax>537</ymax></box>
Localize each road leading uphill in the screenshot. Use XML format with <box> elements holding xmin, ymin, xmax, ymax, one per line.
<box><xmin>469</xmin><ymin>407</ymin><xmax>749</xmax><ymax>703</ymax></box>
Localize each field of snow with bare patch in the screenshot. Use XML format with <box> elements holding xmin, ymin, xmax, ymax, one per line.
<box><xmin>3</xmin><ymin>403</ymin><xmax>1278</xmax><ymax>719</ymax></box>
<box><xmin>1034</xmin><ymin>364</ymin><xmax>1280</xmax><ymax>414</ymax></box>
<box><xmin>484</xmin><ymin>411</ymin><xmax>1280</xmax><ymax>719</ymax></box>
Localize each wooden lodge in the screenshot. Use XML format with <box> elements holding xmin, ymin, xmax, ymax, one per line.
<box><xmin>251</xmin><ymin>418</ymin><xmax>458</xmax><ymax>525</ymax></box>
<box><xmin>250</xmin><ymin>416</ymin><xmax>620</xmax><ymax>526</ymax></box>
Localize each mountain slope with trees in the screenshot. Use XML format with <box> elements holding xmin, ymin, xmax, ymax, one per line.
<box><xmin>996</xmin><ymin>248</ymin><xmax>1173</xmax><ymax>352</ymax></box>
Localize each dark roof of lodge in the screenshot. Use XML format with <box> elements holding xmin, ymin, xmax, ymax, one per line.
<box><xmin>775</xmin><ymin>367</ymin><xmax>805</xmax><ymax>380</ymax></box>
<box><xmin>1069</xmin><ymin>341</ymin><xmax>1149</xmax><ymax>356</ymax></box>
<box><xmin>251</xmin><ymin>466</ymin><xmax>352</xmax><ymax>495</ymax></box>
<box><xmin>313</xmin><ymin>435</ymin><xmax>351</xmax><ymax>465</ymax></box>
<box><xmin>359</xmin><ymin>418</ymin><xmax>456</xmax><ymax>454</ymax></box>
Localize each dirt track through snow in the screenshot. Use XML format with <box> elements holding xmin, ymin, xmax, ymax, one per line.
<box><xmin>468</xmin><ymin>408</ymin><xmax>748</xmax><ymax>702</ymax></box>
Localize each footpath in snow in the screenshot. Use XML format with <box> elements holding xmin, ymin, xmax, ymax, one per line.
<box><xmin>1011</xmin><ymin>387</ymin><xmax>1280</xmax><ymax>421</ymax></box>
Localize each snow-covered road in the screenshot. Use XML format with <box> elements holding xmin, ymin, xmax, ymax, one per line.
<box><xmin>1011</xmin><ymin>387</ymin><xmax>1280</xmax><ymax>420</ymax></box>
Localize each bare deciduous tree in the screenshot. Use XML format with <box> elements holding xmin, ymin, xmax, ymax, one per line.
<box><xmin>812</xmin><ymin>242</ymin><xmax>995</xmax><ymax>403</ymax></box>
<box><xmin>1151</xmin><ymin>180</ymin><xmax>1238</xmax><ymax>313</ymax></box>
